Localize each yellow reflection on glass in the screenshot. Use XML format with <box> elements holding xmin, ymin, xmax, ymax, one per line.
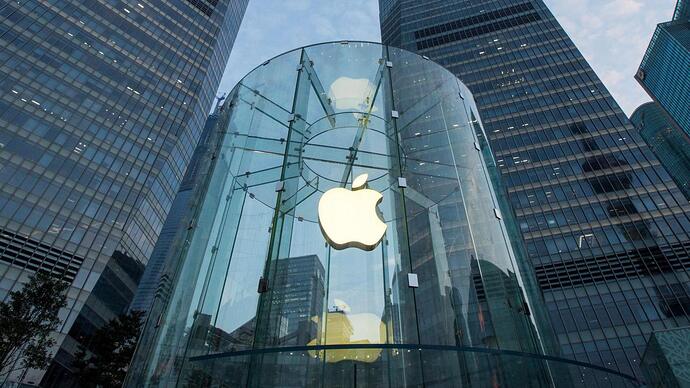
<box><xmin>308</xmin><ymin>300</ymin><xmax>386</xmax><ymax>363</ymax></box>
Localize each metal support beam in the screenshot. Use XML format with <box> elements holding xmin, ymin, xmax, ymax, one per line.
<box><xmin>339</xmin><ymin>60</ymin><xmax>387</xmax><ymax>186</ymax></box>
<box><xmin>300</xmin><ymin>51</ymin><xmax>336</xmax><ymax>127</ymax></box>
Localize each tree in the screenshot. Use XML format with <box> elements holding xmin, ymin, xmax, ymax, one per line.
<box><xmin>72</xmin><ymin>310</ymin><xmax>144</xmax><ymax>388</ymax></box>
<box><xmin>0</xmin><ymin>271</ymin><xmax>68</xmax><ymax>378</ymax></box>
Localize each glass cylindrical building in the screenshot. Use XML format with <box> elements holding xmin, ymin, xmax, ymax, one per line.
<box><xmin>126</xmin><ymin>42</ymin><xmax>638</xmax><ymax>387</ymax></box>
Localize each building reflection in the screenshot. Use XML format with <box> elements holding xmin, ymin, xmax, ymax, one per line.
<box><xmin>268</xmin><ymin>254</ymin><xmax>326</xmax><ymax>346</ymax></box>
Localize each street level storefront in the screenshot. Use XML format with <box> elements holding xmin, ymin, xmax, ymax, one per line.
<box><xmin>125</xmin><ymin>42</ymin><xmax>639</xmax><ymax>387</ymax></box>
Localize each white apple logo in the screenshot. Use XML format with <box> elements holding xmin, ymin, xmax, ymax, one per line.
<box><xmin>318</xmin><ymin>173</ymin><xmax>387</xmax><ymax>251</ymax></box>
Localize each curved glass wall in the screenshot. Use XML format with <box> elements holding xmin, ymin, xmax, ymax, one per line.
<box><xmin>127</xmin><ymin>42</ymin><xmax>639</xmax><ymax>387</ymax></box>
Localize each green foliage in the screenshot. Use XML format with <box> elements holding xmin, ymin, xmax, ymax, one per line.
<box><xmin>72</xmin><ymin>310</ymin><xmax>144</xmax><ymax>388</ymax></box>
<box><xmin>0</xmin><ymin>272</ymin><xmax>68</xmax><ymax>377</ymax></box>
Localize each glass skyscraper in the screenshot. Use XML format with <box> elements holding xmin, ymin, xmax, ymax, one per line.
<box><xmin>630</xmin><ymin>102</ymin><xmax>690</xmax><ymax>202</ymax></box>
<box><xmin>0</xmin><ymin>1</ymin><xmax>247</xmax><ymax>385</ymax></box>
<box><xmin>633</xmin><ymin>0</ymin><xmax>690</xmax><ymax>203</ymax></box>
<box><xmin>129</xmin><ymin>98</ymin><xmax>226</xmax><ymax>314</ymax></box>
<box><xmin>636</xmin><ymin>0</ymin><xmax>690</xmax><ymax>138</ymax></box>
<box><xmin>379</xmin><ymin>0</ymin><xmax>690</xmax><ymax>381</ymax></box>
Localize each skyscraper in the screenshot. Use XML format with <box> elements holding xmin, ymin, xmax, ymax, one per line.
<box><xmin>380</xmin><ymin>0</ymin><xmax>690</xmax><ymax>380</ymax></box>
<box><xmin>0</xmin><ymin>1</ymin><xmax>247</xmax><ymax>385</ymax></box>
<box><xmin>633</xmin><ymin>0</ymin><xmax>690</xmax><ymax>203</ymax></box>
<box><xmin>129</xmin><ymin>97</ymin><xmax>226</xmax><ymax>314</ymax></box>
<box><xmin>630</xmin><ymin>102</ymin><xmax>690</xmax><ymax>202</ymax></box>
<box><xmin>636</xmin><ymin>0</ymin><xmax>690</xmax><ymax>138</ymax></box>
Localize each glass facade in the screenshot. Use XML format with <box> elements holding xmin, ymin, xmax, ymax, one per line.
<box><xmin>129</xmin><ymin>100</ymin><xmax>226</xmax><ymax>314</ymax></box>
<box><xmin>640</xmin><ymin>327</ymin><xmax>690</xmax><ymax>388</ymax></box>
<box><xmin>379</xmin><ymin>0</ymin><xmax>690</xmax><ymax>381</ymax></box>
<box><xmin>126</xmin><ymin>41</ymin><xmax>637</xmax><ymax>387</ymax></box>
<box><xmin>0</xmin><ymin>0</ymin><xmax>247</xmax><ymax>385</ymax></box>
<box><xmin>636</xmin><ymin>0</ymin><xmax>690</xmax><ymax>138</ymax></box>
<box><xmin>630</xmin><ymin>102</ymin><xmax>690</xmax><ymax>202</ymax></box>
<box><xmin>677</xmin><ymin>0</ymin><xmax>690</xmax><ymax>20</ymax></box>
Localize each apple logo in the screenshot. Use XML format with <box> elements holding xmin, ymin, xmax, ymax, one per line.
<box><xmin>318</xmin><ymin>173</ymin><xmax>387</xmax><ymax>251</ymax></box>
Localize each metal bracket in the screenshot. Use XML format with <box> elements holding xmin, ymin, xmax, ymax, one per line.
<box><xmin>408</xmin><ymin>273</ymin><xmax>419</xmax><ymax>288</ymax></box>
<box><xmin>257</xmin><ymin>277</ymin><xmax>269</xmax><ymax>293</ymax></box>
<box><xmin>299</xmin><ymin>52</ymin><xmax>336</xmax><ymax>127</ymax></box>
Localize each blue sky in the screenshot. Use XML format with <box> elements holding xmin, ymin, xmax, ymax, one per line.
<box><xmin>218</xmin><ymin>0</ymin><xmax>676</xmax><ymax>115</ymax></box>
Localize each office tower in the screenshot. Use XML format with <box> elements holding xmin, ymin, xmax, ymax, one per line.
<box><xmin>130</xmin><ymin>98</ymin><xmax>226</xmax><ymax>314</ymax></box>
<box><xmin>636</xmin><ymin>0</ymin><xmax>690</xmax><ymax>138</ymax></box>
<box><xmin>631</xmin><ymin>102</ymin><xmax>690</xmax><ymax>201</ymax></box>
<box><xmin>633</xmin><ymin>0</ymin><xmax>690</xmax><ymax>204</ymax></box>
<box><xmin>0</xmin><ymin>1</ymin><xmax>248</xmax><ymax>385</ymax></box>
<box><xmin>379</xmin><ymin>0</ymin><xmax>690</xmax><ymax>380</ymax></box>
<box><xmin>269</xmin><ymin>255</ymin><xmax>325</xmax><ymax>346</ymax></box>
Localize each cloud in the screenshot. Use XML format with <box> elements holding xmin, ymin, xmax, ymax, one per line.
<box><xmin>544</xmin><ymin>0</ymin><xmax>675</xmax><ymax>114</ymax></box>
<box><xmin>602</xmin><ymin>0</ymin><xmax>643</xmax><ymax>16</ymax></box>
<box><xmin>217</xmin><ymin>0</ymin><xmax>381</xmax><ymax>97</ymax></box>
<box><xmin>600</xmin><ymin>69</ymin><xmax>626</xmax><ymax>86</ymax></box>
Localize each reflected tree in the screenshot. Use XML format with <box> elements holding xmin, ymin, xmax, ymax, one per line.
<box><xmin>0</xmin><ymin>272</ymin><xmax>68</xmax><ymax>379</ymax></box>
<box><xmin>73</xmin><ymin>310</ymin><xmax>144</xmax><ymax>388</ymax></box>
